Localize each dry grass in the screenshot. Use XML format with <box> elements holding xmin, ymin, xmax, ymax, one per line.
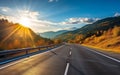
<box><xmin>83</xmin><ymin>36</ymin><xmax>120</xmax><ymax>53</ymax></box>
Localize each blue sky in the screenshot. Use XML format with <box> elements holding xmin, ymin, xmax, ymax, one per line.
<box><xmin>0</xmin><ymin>0</ymin><xmax>120</xmax><ymax>32</ymax></box>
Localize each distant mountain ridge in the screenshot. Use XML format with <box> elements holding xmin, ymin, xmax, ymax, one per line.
<box><xmin>40</xmin><ymin>27</ymin><xmax>78</xmax><ymax>39</ymax></box>
<box><xmin>40</xmin><ymin>30</ymin><xmax>68</xmax><ymax>39</ymax></box>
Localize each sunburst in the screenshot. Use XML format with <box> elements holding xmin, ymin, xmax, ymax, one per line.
<box><xmin>18</xmin><ymin>16</ymin><xmax>31</xmax><ymax>27</ymax></box>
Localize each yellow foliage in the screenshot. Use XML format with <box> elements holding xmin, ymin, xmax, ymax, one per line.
<box><xmin>95</xmin><ymin>36</ymin><xmax>106</xmax><ymax>43</ymax></box>
<box><xmin>112</xmin><ymin>26</ymin><xmax>120</xmax><ymax>37</ymax></box>
<box><xmin>54</xmin><ymin>39</ymin><xmax>62</xmax><ymax>44</ymax></box>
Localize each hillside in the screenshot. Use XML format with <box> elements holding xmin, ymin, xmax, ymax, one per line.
<box><xmin>0</xmin><ymin>19</ymin><xmax>53</xmax><ymax>50</ymax></box>
<box><xmin>83</xmin><ymin>26</ymin><xmax>120</xmax><ymax>52</ymax></box>
<box><xmin>56</xmin><ymin>16</ymin><xmax>120</xmax><ymax>41</ymax></box>
<box><xmin>55</xmin><ymin>16</ymin><xmax>120</xmax><ymax>52</ymax></box>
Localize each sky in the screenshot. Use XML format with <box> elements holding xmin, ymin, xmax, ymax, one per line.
<box><xmin>0</xmin><ymin>0</ymin><xmax>120</xmax><ymax>33</ymax></box>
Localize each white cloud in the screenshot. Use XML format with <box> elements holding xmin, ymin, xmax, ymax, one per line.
<box><xmin>114</xmin><ymin>12</ymin><xmax>120</xmax><ymax>17</ymax></box>
<box><xmin>48</xmin><ymin>0</ymin><xmax>53</xmax><ymax>2</ymax></box>
<box><xmin>48</xmin><ymin>0</ymin><xmax>58</xmax><ymax>2</ymax></box>
<box><xmin>17</xmin><ymin>10</ymin><xmax>39</xmax><ymax>19</ymax></box>
<box><xmin>0</xmin><ymin>7</ymin><xmax>59</xmax><ymax>33</ymax></box>
<box><xmin>0</xmin><ymin>7</ymin><xmax>10</xmax><ymax>12</ymax></box>
<box><xmin>60</xmin><ymin>17</ymin><xmax>99</xmax><ymax>25</ymax></box>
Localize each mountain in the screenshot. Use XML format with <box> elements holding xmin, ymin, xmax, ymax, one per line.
<box><xmin>40</xmin><ymin>30</ymin><xmax>68</xmax><ymax>39</ymax></box>
<box><xmin>0</xmin><ymin>19</ymin><xmax>53</xmax><ymax>50</ymax></box>
<box><xmin>64</xmin><ymin>27</ymin><xmax>78</xmax><ymax>31</ymax></box>
<box><xmin>56</xmin><ymin>16</ymin><xmax>120</xmax><ymax>41</ymax></box>
<box><xmin>40</xmin><ymin>27</ymin><xmax>78</xmax><ymax>39</ymax></box>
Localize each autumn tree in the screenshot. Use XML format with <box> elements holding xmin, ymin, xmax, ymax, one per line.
<box><xmin>74</xmin><ymin>34</ymin><xmax>84</xmax><ymax>43</ymax></box>
<box><xmin>53</xmin><ymin>39</ymin><xmax>62</xmax><ymax>44</ymax></box>
<box><xmin>112</xmin><ymin>26</ymin><xmax>120</xmax><ymax>37</ymax></box>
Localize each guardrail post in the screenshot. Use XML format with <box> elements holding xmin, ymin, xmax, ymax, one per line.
<box><xmin>46</xmin><ymin>47</ymin><xmax>49</xmax><ymax>49</ymax></box>
<box><xmin>38</xmin><ymin>48</ymin><xmax>40</xmax><ymax>51</ymax></box>
<box><xmin>26</xmin><ymin>49</ymin><xmax>28</xmax><ymax>54</ymax></box>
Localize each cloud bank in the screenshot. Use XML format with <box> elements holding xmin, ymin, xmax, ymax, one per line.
<box><xmin>48</xmin><ymin>0</ymin><xmax>58</xmax><ymax>2</ymax></box>
<box><xmin>60</xmin><ymin>17</ymin><xmax>99</xmax><ymax>25</ymax></box>
<box><xmin>0</xmin><ymin>7</ymin><xmax>100</xmax><ymax>33</ymax></box>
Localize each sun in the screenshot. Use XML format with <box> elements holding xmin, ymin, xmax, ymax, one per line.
<box><xmin>18</xmin><ymin>17</ymin><xmax>31</xmax><ymax>27</ymax></box>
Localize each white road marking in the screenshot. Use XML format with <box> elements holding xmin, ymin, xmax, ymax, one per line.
<box><xmin>69</xmin><ymin>51</ymin><xmax>72</xmax><ymax>56</ymax></box>
<box><xmin>64</xmin><ymin>48</ymin><xmax>72</xmax><ymax>75</ymax></box>
<box><xmin>85</xmin><ymin>47</ymin><xmax>120</xmax><ymax>63</ymax></box>
<box><xmin>0</xmin><ymin>45</ymin><xmax>64</xmax><ymax>70</ymax></box>
<box><xmin>64</xmin><ymin>63</ymin><xmax>70</xmax><ymax>75</ymax></box>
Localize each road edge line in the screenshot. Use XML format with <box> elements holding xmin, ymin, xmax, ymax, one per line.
<box><xmin>84</xmin><ymin>47</ymin><xmax>120</xmax><ymax>63</ymax></box>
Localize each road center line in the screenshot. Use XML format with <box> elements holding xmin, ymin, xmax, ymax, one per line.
<box><xmin>64</xmin><ymin>48</ymin><xmax>72</xmax><ymax>75</ymax></box>
<box><xmin>69</xmin><ymin>51</ymin><xmax>72</xmax><ymax>56</ymax></box>
<box><xmin>85</xmin><ymin>47</ymin><xmax>120</xmax><ymax>63</ymax></box>
<box><xmin>64</xmin><ymin>63</ymin><xmax>70</xmax><ymax>75</ymax></box>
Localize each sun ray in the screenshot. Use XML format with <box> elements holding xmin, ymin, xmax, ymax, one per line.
<box><xmin>26</xmin><ymin>28</ymin><xmax>36</xmax><ymax>47</ymax></box>
<box><xmin>1</xmin><ymin>25</ymin><xmax>21</xmax><ymax>43</ymax></box>
<box><xmin>0</xmin><ymin>22</ymin><xmax>37</xmax><ymax>48</ymax></box>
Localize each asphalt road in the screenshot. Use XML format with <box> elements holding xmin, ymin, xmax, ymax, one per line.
<box><xmin>0</xmin><ymin>44</ymin><xmax>120</xmax><ymax>75</ymax></box>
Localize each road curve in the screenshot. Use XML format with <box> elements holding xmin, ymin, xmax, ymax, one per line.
<box><xmin>0</xmin><ymin>44</ymin><xmax>120</xmax><ymax>75</ymax></box>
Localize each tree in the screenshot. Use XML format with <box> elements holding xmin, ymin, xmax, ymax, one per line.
<box><xmin>54</xmin><ymin>39</ymin><xmax>62</xmax><ymax>44</ymax></box>
<box><xmin>112</xmin><ymin>26</ymin><xmax>120</xmax><ymax>37</ymax></box>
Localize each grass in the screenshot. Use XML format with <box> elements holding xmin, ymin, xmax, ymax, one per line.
<box><xmin>82</xmin><ymin>36</ymin><xmax>120</xmax><ymax>53</ymax></box>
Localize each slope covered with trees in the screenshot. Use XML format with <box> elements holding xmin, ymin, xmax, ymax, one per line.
<box><xmin>56</xmin><ymin>16</ymin><xmax>120</xmax><ymax>41</ymax></box>
<box><xmin>0</xmin><ymin>19</ymin><xmax>53</xmax><ymax>50</ymax></box>
<box><xmin>55</xmin><ymin>16</ymin><xmax>120</xmax><ymax>52</ymax></box>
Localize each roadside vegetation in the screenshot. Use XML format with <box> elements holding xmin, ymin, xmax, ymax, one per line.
<box><xmin>83</xmin><ymin>26</ymin><xmax>120</xmax><ymax>53</ymax></box>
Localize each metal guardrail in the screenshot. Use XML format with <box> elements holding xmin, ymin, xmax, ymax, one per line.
<box><xmin>0</xmin><ymin>44</ymin><xmax>63</xmax><ymax>63</ymax></box>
